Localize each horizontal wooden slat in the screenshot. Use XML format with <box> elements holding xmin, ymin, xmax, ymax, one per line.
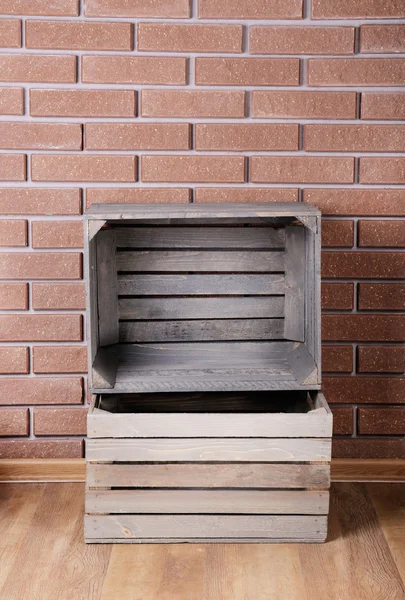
<box><xmin>85</xmin><ymin>489</ymin><xmax>329</xmax><ymax>515</ymax></box>
<box><xmin>116</xmin><ymin>251</ymin><xmax>284</xmax><ymax>272</ymax></box>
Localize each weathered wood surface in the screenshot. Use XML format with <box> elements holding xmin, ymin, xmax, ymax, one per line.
<box><xmin>284</xmin><ymin>226</ymin><xmax>305</xmax><ymax>342</ymax></box>
<box><xmin>288</xmin><ymin>343</ymin><xmax>319</xmax><ymax>387</ymax></box>
<box><xmin>305</xmin><ymin>223</ymin><xmax>322</xmax><ymax>382</ymax></box>
<box><xmin>84</xmin><ymin>230</ymin><xmax>98</xmax><ymax>371</ymax></box>
<box><xmin>96</xmin><ymin>230</ymin><xmax>119</xmax><ymax>346</ymax></box>
<box><xmin>85</xmin><ymin>536</ymin><xmax>327</xmax><ymax>544</ymax></box>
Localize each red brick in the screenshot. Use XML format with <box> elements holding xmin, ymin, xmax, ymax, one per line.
<box><xmin>305</xmin><ymin>124</ymin><xmax>405</xmax><ymax>153</ymax></box>
<box><xmin>333</xmin><ymin>438</ymin><xmax>405</xmax><ymax>459</ymax></box>
<box><xmin>322</xmin><ymin>283</ymin><xmax>354</xmax><ymax>310</ymax></box>
<box><xmin>322</xmin><ymin>345</ymin><xmax>353</xmax><ymax>372</ymax></box>
<box><xmin>0</xmin><ymin>252</ymin><xmax>81</xmax><ymax>279</ymax></box>
<box><xmin>358</xmin><ymin>346</ymin><xmax>405</xmax><ymax>373</ymax></box>
<box><xmin>195</xmin><ymin>124</ymin><xmax>299</xmax><ymax>152</ymax></box>
<box><xmin>358</xmin><ymin>408</ymin><xmax>405</xmax><ymax>435</ymax></box>
<box><xmin>141</xmin><ymin>155</ymin><xmax>246</xmax><ymax>184</ymax></box>
<box><xmin>252</xmin><ymin>91</ymin><xmax>356</xmax><ymax>120</ymax></box>
<box><xmin>195</xmin><ymin>188</ymin><xmax>299</xmax><ymax>203</ymax></box>
<box><xmin>0</xmin><ymin>88</ymin><xmax>24</xmax><ymax>115</ymax></box>
<box><xmin>30</xmin><ymin>89</ymin><xmax>136</xmax><ymax>118</ymax></box>
<box><xmin>322</xmin><ymin>251</ymin><xmax>405</xmax><ymax>279</ymax></box>
<box><xmin>85</xmin><ymin>0</ymin><xmax>190</xmax><ymax>17</ymax></box>
<box><xmin>0</xmin><ymin>0</ymin><xmax>79</xmax><ymax>16</ymax></box>
<box><xmin>0</xmin><ymin>315</ymin><xmax>82</xmax><ymax>342</ymax></box>
<box><xmin>34</xmin><ymin>407</ymin><xmax>87</xmax><ymax>436</ymax></box>
<box><xmin>85</xmin><ymin>123</ymin><xmax>190</xmax><ymax>151</ymax></box>
<box><xmin>312</xmin><ymin>0</ymin><xmax>405</xmax><ymax>19</ymax></box>
<box><xmin>0</xmin><ymin>283</ymin><xmax>28</xmax><ymax>310</ymax></box>
<box><xmin>32</xmin><ymin>283</ymin><xmax>85</xmax><ymax>310</ymax></box>
<box><xmin>31</xmin><ymin>155</ymin><xmax>136</xmax><ymax>183</ymax></box>
<box><xmin>0</xmin><ymin>188</ymin><xmax>81</xmax><ymax>216</ymax></box>
<box><xmin>0</xmin><ymin>122</ymin><xmax>82</xmax><ymax>151</ymax></box>
<box><xmin>359</xmin><ymin>283</ymin><xmax>405</xmax><ymax>311</ymax></box>
<box><xmin>86</xmin><ymin>188</ymin><xmax>190</xmax><ymax>208</ymax></box>
<box><xmin>251</xmin><ymin>157</ymin><xmax>354</xmax><ymax>184</ymax></box>
<box><xmin>0</xmin><ymin>54</ymin><xmax>76</xmax><ymax>83</ymax></box>
<box><xmin>361</xmin><ymin>93</ymin><xmax>405</xmax><ymax>121</ymax></box>
<box><xmin>0</xmin><ymin>347</ymin><xmax>29</xmax><ymax>374</ymax></box>
<box><xmin>0</xmin><ymin>220</ymin><xmax>27</xmax><ymax>247</ymax></box>
<box><xmin>32</xmin><ymin>221</ymin><xmax>83</xmax><ymax>249</ymax></box>
<box><xmin>0</xmin><ymin>155</ymin><xmax>26</xmax><ymax>181</ymax></box>
<box><xmin>0</xmin><ymin>440</ymin><xmax>83</xmax><ymax>459</ymax></box>
<box><xmin>141</xmin><ymin>90</ymin><xmax>245</xmax><ymax>118</ymax></box>
<box><xmin>199</xmin><ymin>0</ymin><xmax>303</xmax><ymax>19</ymax></box>
<box><xmin>360</xmin><ymin>25</ymin><xmax>405</xmax><ymax>54</ymax></box>
<box><xmin>305</xmin><ymin>189</ymin><xmax>405</xmax><ymax>217</ymax></box>
<box><xmin>138</xmin><ymin>23</ymin><xmax>242</xmax><ymax>53</ymax></box>
<box><xmin>82</xmin><ymin>56</ymin><xmax>187</xmax><ymax>85</ymax></box>
<box><xmin>33</xmin><ymin>346</ymin><xmax>87</xmax><ymax>374</ymax></box>
<box><xmin>323</xmin><ymin>315</ymin><xmax>405</xmax><ymax>342</ymax></box>
<box><xmin>323</xmin><ymin>376</ymin><xmax>405</xmax><ymax>404</ymax></box>
<box><xmin>358</xmin><ymin>221</ymin><xmax>405</xmax><ymax>248</ymax></box>
<box><xmin>196</xmin><ymin>58</ymin><xmax>300</xmax><ymax>87</ymax></box>
<box><xmin>0</xmin><ymin>19</ymin><xmax>21</xmax><ymax>48</ymax></box>
<box><xmin>0</xmin><ymin>409</ymin><xmax>29</xmax><ymax>437</ymax></box>
<box><xmin>308</xmin><ymin>59</ymin><xmax>405</xmax><ymax>87</ymax></box>
<box><xmin>332</xmin><ymin>407</ymin><xmax>354</xmax><ymax>436</ymax></box>
<box><xmin>0</xmin><ymin>377</ymin><xmax>83</xmax><ymax>405</ymax></box>
<box><xmin>360</xmin><ymin>158</ymin><xmax>405</xmax><ymax>185</ymax></box>
<box><xmin>26</xmin><ymin>20</ymin><xmax>132</xmax><ymax>51</ymax></box>
<box><xmin>250</xmin><ymin>26</ymin><xmax>354</xmax><ymax>55</ymax></box>
<box><xmin>322</xmin><ymin>221</ymin><xmax>354</xmax><ymax>247</ymax></box>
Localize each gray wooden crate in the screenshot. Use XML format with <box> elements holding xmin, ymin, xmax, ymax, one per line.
<box><xmin>84</xmin><ymin>202</ymin><xmax>321</xmax><ymax>394</ymax></box>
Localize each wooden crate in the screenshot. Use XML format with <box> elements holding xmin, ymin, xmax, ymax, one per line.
<box><xmin>85</xmin><ymin>390</ymin><xmax>332</xmax><ymax>543</ymax></box>
<box><xmin>84</xmin><ymin>202</ymin><xmax>321</xmax><ymax>394</ymax></box>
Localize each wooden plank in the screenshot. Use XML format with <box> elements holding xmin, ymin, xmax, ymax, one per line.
<box><xmin>305</xmin><ymin>221</ymin><xmax>321</xmax><ymax>382</ymax></box>
<box><xmin>118</xmin><ymin>297</ymin><xmax>284</xmax><ymax>320</ymax></box>
<box><xmin>86</xmin><ymin>463</ymin><xmax>331</xmax><ymax>489</ymax></box>
<box><xmin>86</xmin><ymin>536</ymin><xmax>327</xmax><ymax>543</ymax></box>
<box><xmin>96</xmin><ymin>229</ymin><xmax>119</xmax><ymax>346</ymax></box>
<box><xmin>116</xmin><ymin>251</ymin><xmax>284</xmax><ymax>273</ymax></box>
<box><xmin>118</xmin><ymin>274</ymin><xmax>285</xmax><ymax>296</ymax></box>
<box><xmin>86</xmin><ymin>437</ymin><xmax>331</xmax><ymax>462</ymax></box>
<box><xmin>92</xmin><ymin>347</ymin><xmax>117</xmax><ymax>390</ymax></box>
<box><xmin>288</xmin><ymin>343</ymin><xmax>319</xmax><ymax>388</ymax></box>
<box><xmin>84</xmin><ymin>514</ymin><xmax>328</xmax><ymax>541</ymax></box>
<box><xmin>85</xmin><ymin>232</ymin><xmax>98</xmax><ymax>374</ymax></box>
<box><xmin>284</xmin><ymin>226</ymin><xmax>305</xmax><ymax>342</ymax></box>
<box><xmin>85</xmin><ymin>489</ymin><xmax>330</xmax><ymax>515</ymax></box>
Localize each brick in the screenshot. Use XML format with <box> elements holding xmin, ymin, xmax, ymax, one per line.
<box><xmin>304</xmin><ymin>189</ymin><xmax>405</xmax><ymax>217</ymax></box>
<box><xmin>0</xmin><ymin>377</ymin><xmax>83</xmax><ymax>406</ymax></box>
<box><xmin>0</xmin><ymin>155</ymin><xmax>26</xmax><ymax>181</ymax></box>
<box><xmin>332</xmin><ymin>408</ymin><xmax>354</xmax><ymax>436</ymax></box>
<box><xmin>196</xmin><ymin>58</ymin><xmax>300</xmax><ymax>87</ymax></box>
<box><xmin>0</xmin><ymin>19</ymin><xmax>21</xmax><ymax>48</ymax></box>
<box><xmin>358</xmin><ymin>221</ymin><xmax>405</xmax><ymax>248</ymax></box>
<box><xmin>0</xmin><ymin>347</ymin><xmax>29</xmax><ymax>374</ymax></box>
<box><xmin>34</xmin><ymin>407</ymin><xmax>87</xmax><ymax>436</ymax></box>
<box><xmin>312</xmin><ymin>0</ymin><xmax>405</xmax><ymax>19</ymax></box>
<box><xmin>358</xmin><ymin>346</ymin><xmax>405</xmax><ymax>373</ymax></box>
<box><xmin>195</xmin><ymin>124</ymin><xmax>299</xmax><ymax>152</ymax></box>
<box><xmin>323</xmin><ymin>251</ymin><xmax>405</xmax><ymax>279</ymax></box>
<box><xmin>26</xmin><ymin>20</ymin><xmax>132</xmax><ymax>51</ymax></box>
<box><xmin>0</xmin><ymin>220</ymin><xmax>27</xmax><ymax>247</ymax></box>
<box><xmin>0</xmin><ymin>440</ymin><xmax>83</xmax><ymax>459</ymax></box>
<box><xmin>0</xmin><ymin>54</ymin><xmax>76</xmax><ymax>83</ymax></box>
<box><xmin>322</xmin><ymin>315</ymin><xmax>405</xmax><ymax>342</ymax></box>
<box><xmin>0</xmin><ymin>188</ymin><xmax>81</xmax><ymax>216</ymax></box>
<box><xmin>322</xmin><ymin>345</ymin><xmax>353</xmax><ymax>373</ymax></box>
<box><xmin>0</xmin><ymin>88</ymin><xmax>24</xmax><ymax>115</ymax></box>
<box><xmin>141</xmin><ymin>155</ymin><xmax>246</xmax><ymax>184</ymax></box>
<box><xmin>85</xmin><ymin>123</ymin><xmax>190</xmax><ymax>151</ymax></box>
<box><xmin>32</xmin><ymin>221</ymin><xmax>83</xmax><ymax>249</ymax></box>
<box><xmin>85</xmin><ymin>0</ymin><xmax>190</xmax><ymax>17</ymax></box>
<box><xmin>82</xmin><ymin>56</ymin><xmax>187</xmax><ymax>85</ymax></box>
<box><xmin>252</xmin><ymin>91</ymin><xmax>356</xmax><ymax>120</ymax></box>
<box><xmin>361</xmin><ymin>93</ymin><xmax>405</xmax><ymax>121</ymax></box>
<box><xmin>0</xmin><ymin>0</ymin><xmax>79</xmax><ymax>16</ymax></box>
<box><xmin>360</xmin><ymin>25</ymin><xmax>405</xmax><ymax>54</ymax></box>
<box><xmin>32</xmin><ymin>283</ymin><xmax>85</xmax><ymax>310</ymax></box>
<box><xmin>333</xmin><ymin>438</ymin><xmax>405</xmax><ymax>460</ymax></box>
<box><xmin>141</xmin><ymin>90</ymin><xmax>245</xmax><ymax>118</ymax></box>
<box><xmin>0</xmin><ymin>315</ymin><xmax>82</xmax><ymax>342</ymax></box>
<box><xmin>359</xmin><ymin>283</ymin><xmax>405</xmax><ymax>311</ymax></box>
<box><xmin>195</xmin><ymin>188</ymin><xmax>299</xmax><ymax>203</ymax></box>
<box><xmin>323</xmin><ymin>376</ymin><xmax>405</xmax><ymax>405</ymax></box>
<box><xmin>360</xmin><ymin>158</ymin><xmax>405</xmax><ymax>185</ymax></box>
<box><xmin>0</xmin><ymin>283</ymin><xmax>28</xmax><ymax>310</ymax></box>
<box><xmin>305</xmin><ymin>125</ymin><xmax>405</xmax><ymax>153</ymax></box>
<box><xmin>30</xmin><ymin>89</ymin><xmax>136</xmax><ymax>118</ymax></box>
<box><xmin>199</xmin><ymin>0</ymin><xmax>303</xmax><ymax>19</ymax></box>
<box><xmin>86</xmin><ymin>188</ymin><xmax>190</xmax><ymax>208</ymax></box>
<box><xmin>33</xmin><ymin>346</ymin><xmax>87</xmax><ymax>374</ymax></box>
<box><xmin>138</xmin><ymin>23</ymin><xmax>242</xmax><ymax>53</ymax></box>
<box><xmin>250</xmin><ymin>26</ymin><xmax>354</xmax><ymax>55</ymax></box>
<box><xmin>0</xmin><ymin>122</ymin><xmax>82</xmax><ymax>151</ymax></box>
<box><xmin>31</xmin><ymin>155</ymin><xmax>136</xmax><ymax>183</ymax></box>
<box><xmin>0</xmin><ymin>409</ymin><xmax>29</xmax><ymax>437</ymax></box>
<box><xmin>0</xmin><ymin>252</ymin><xmax>81</xmax><ymax>280</ymax></box>
<box><xmin>322</xmin><ymin>283</ymin><xmax>354</xmax><ymax>310</ymax></box>
<box><xmin>308</xmin><ymin>59</ymin><xmax>405</xmax><ymax>87</ymax></box>
<box><xmin>322</xmin><ymin>221</ymin><xmax>354</xmax><ymax>248</ymax></box>
<box><xmin>250</xmin><ymin>157</ymin><xmax>354</xmax><ymax>184</ymax></box>
<box><xmin>358</xmin><ymin>408</ymin><xmax>405</xmax><ymax>436</ymax></box>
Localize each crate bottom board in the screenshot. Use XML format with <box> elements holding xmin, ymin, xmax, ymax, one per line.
<box><xmin>85</xmin><ymin>537</ymin><xmax>327</xmax><ymax>544</ymax></box>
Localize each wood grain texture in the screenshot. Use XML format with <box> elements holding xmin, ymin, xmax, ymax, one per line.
<box><xmin>284</xmin><ymin>226</ymin><xmax>305</xmax><ymax>342</ymax></box>
<box><xmin>96</xmin><ymin>230</ymin><xmax>119</xmax><ymax>347</ymax></box>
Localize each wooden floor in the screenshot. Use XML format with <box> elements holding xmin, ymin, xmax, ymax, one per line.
<box><xmin>0</xmin><ymin>483</ymin><xmax>404</xmax><ymax>599</ymax></box>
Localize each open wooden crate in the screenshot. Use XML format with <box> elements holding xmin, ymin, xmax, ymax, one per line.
<box><xmin>84</xmin><ymin>203</ymin><xmax>321</xmax><ymax>394</ymax></box>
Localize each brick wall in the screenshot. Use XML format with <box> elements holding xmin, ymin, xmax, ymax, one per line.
<box><xmin>0</xmin><ymin>0</ymin><xmax>404</xmax><ymax>459</ymax></box>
